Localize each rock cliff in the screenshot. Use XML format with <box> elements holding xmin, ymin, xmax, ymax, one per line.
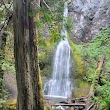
<box><xmin>69</xmin><ymin>0</ymin><xmax>110</xmax><ymax>42</ymax></box>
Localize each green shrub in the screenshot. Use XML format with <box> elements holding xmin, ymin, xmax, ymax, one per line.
<box><xmin>78</xmin><ymin>28</ymin><xmax>110</xmax><ymax>109</ymax></box>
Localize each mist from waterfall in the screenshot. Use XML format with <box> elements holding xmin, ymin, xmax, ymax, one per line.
<box><xmin>44</xmin><ymin>2</ymin><xmax>72</xmax><ymax>97</ymax></box>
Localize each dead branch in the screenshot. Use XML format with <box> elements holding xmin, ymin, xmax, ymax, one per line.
<box><xmin>97</xmin><ymin>56</ymin><xmax>105</xmax><ymax>72</ymax></box>
<box><xmin>42</xmin><ymin>0</ymin><xmax>51</xmax><ymax>12</ymax></box>
<box><xmin>87</xmin><ymin>103</ymin><xmax>94</xmax><ymax>110</ymax></box>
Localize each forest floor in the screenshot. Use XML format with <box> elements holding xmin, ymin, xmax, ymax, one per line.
<box><xmin>4</xmin><ymin>73</ymin><xmax>17</xmax><ymax>101</ymax></box>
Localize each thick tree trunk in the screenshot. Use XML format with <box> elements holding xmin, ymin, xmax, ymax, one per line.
<box><xmin>13</xmin><ymin>0</ymin><xmax>44</xmax><ymax>110</ymax></box>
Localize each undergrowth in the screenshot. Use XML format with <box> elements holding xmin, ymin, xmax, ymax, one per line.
<box><xmin>78</xmin><ymin>28</ymin><xmax>110</xmax><ymax>110</ymax></box>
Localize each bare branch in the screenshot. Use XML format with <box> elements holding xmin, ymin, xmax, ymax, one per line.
<box><xmin>42</xmin><ymin>0</ymin><xmax>51</xmax><ymax>12</ymax></box>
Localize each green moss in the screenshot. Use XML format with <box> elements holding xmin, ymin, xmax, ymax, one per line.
<box><xmin>37</xmin><ymin>66</ymin><xmax>44</xmax><ymax>109</ymax></box>
<box><xmin>44</xmin><ymin>106</ymin><xmax>48</xmax><ymax>110</ymax></box>
<box><xmin>73</xmin><ymin>86</ymin><xmax>90</xmax><ymax>98</ymax></box>
<box><xmin>76</xmin><ymin>80</ymin><xmax>90</xmax><ymax>88</ymax></box>
<box><xmin>44</xmin><ymin>106</ymin><xmax>53</xmax><ymax>110</ymax></box>
<box><xmin>72</xmin><ymin>79</ymin><xmax>90</xmax><ymax>98</ymax></box>
<box><xmin>72</xmin><ymin>78</ymin><xmax>90</xmax><ymax>98</ymax></box>
<box><xmin>3</xmin><ymin>99</ymin><xmax>16</xmax><ymax>110</ymax></box>
<box><xmin>69</xmin><ymin>39</ymin><xmax>84</xmax><ymax>76</ymax></box>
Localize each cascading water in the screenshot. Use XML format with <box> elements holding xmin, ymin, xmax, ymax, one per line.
<box><xmin>44</xmin><ymin>2</ymin><xmax>72</xmax><ymax>97</ymax></box>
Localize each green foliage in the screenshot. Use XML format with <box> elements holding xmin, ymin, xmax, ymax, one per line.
<box><xmin>95</xmin><ymin>81</ymin><xmax>110</xmax><ymax>110</ymax></box>
<box><xmin>0</xmin><ymin>80</ymin><xmax>11</xmax><ymax>110</ymax></box>
<box><xmin>2</xmin><ymin>59</ymin><xmax>15</xmax><ymax>73</ymax></box>
<box><xmin>83</xmin><ymin>28</ymin><xmax>110</xmax><ymax>59</ymax></box>
<box><xmin>33</xmin><ymin>1</ymin><xmax>66</xmax><ymax>46</ymax></box>
<box><xmin>49</xmin><ymin>25</ymin><xmax>61</xmax><ymax>43</ymax></box>
<box><xmin>41</xmin><ymin>9</ymin><xmax>53</xmax><ymax>24</ymax></box>
<box><xmin>69</xmin><ymin>40</ymin><xmax>84</xmax><ymax>76</ymax></box>
<box><xmin>2</xmin><ymin>28</ymin><xmax>15</xmax><ymax>74</ymax></box>
<box><xmin>0</xmin><ymin>2</ymin><xmax>14</xmax><ymax>109</ymax></box>
<box><xmin>0</xmin><ymin>1</ymin><xmax>13</xmax><ymax>24</ymax></box>
<box><xmin>0</xmin><ymin>0</ymin><xmax>14</xmax><ymax>73</ymax></box>
<box><xmin>65</xmin><ymin>16</ymin><xmax>74</xmax><ymax>33</ymax></box>
<box><xmin>38</xmin><ymin>45</ymin><xmax>54</xmax><ymax>78</ymax></box>
<box><xmin>1</xmin><ymin>99</ymin><xmax>16</xmax><ymax>110</ymax></box>
<box><xmin>38</xmin><ymin>33</ymin><xmax>47</xmax><ymax>46</ymax></box>
<box><xmin>0</xmin><ymin>98</ymin><xmax>6</xmax><ymax>105</ymax></box>
<box><xmin>79</xmin><ymin>28</ymin><xmax>110</xmax><ymax>109</ymax></box>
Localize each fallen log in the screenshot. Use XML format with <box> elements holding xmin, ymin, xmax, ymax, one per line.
<box><xmin>89</xmin><ymin>56</ymin><xmax>105</xmax><ymax>96</ymax></box>
<box><xmin>59</xmin><ymin>101</ymin><xmax>68</xmax><ymax>104</ymax></box>
<box><xmin>71</xmin><ymin>96</ymin><xmax>88</xmax><ymax>103</ymax></box>
<box><xmin>71</xmin><ymin>98</ymin><xmax>86</xmax><ymax>102</ymax></box>
<box><xmin>86</xmin><ymin>56</ymin><xmax>105</xmax><ymax>109</ymax></box>
<box><xmin>75</xmin><ymin>96</ymin><xmax>88</xmax><ymax>100</ymax></box>
<box><xmin>87</xmin><ymin>103</ymin><xmax>94</xmax><ymax>110</ymax></box>
<box><xmin>52</xmin><ymin>103</ymin><xmax>86</xmax><ymax>107</ymax></box>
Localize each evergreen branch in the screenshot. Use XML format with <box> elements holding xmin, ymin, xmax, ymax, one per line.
<box><xmin>0</xmin><ymin>14</ymin><xmax>13</xmax><ymax>37</ymax></box>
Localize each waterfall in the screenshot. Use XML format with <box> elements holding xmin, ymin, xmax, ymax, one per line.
<box><xmin>44</xmin><ymin>2</ymin><xmax>72</xmax><ymax>97</ymax></box>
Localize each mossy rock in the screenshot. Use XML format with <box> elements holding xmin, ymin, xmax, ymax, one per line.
<box><xmin>72</xmin><ymin>80</ymin><xmax>90</xmax><ymax>98</ymax></box>
<box><xmin>73</xmin><ymin>86</ymin><xmax>90</xmax><ymax>98</ymax></box>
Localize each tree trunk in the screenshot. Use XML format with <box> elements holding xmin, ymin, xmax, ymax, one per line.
<box><xmin>33</xmin><ymin>0</ymin><xmax>44</xmax><ymax>109</ymax></box>
<box><xmin>13</xmin><ymin>0</ymin><xmax>44</xmax><ymax>110</ymax></box>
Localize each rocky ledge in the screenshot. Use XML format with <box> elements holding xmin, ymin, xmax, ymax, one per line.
<box><xmin>69</xmin><ymin>0</ymin><xmax>110</xmax><ymax>42</ymax></box>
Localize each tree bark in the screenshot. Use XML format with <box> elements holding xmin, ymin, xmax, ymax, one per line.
<box><xmin>13</xmin><ymin>0</ymin><xmax>44</xmax><ymax>110</ymax></box>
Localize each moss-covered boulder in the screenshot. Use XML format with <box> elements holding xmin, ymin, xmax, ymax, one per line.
<box><xmin>72</xmin><ymin>80</ymin><xmax>90</xmax><ymax>98</ymax></box>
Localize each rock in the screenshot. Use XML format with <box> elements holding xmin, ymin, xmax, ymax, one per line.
<box><xmin>55</xmin><ymin>106</ymin><xmax>65</xmax><ymax>110</ymax></box>
<box><xmin>72</xmin><ymin>80</ymin><xmax>90</xmax><ymax>98</ymax></box>
<box><xmin>72</xmin><ymin>86</ymin><xmax>90</xmax><ymax>98</ymax></box>
<box><xmin>69</xmin><ymin>0</ymin><xmax>110</xmax><ymax>42</ymax></box>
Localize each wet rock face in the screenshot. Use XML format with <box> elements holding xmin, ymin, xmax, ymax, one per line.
<box><xmin>69</xmin><ymin>0</ymin><xmax>110</xmax><ymax>42</ymax></box>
